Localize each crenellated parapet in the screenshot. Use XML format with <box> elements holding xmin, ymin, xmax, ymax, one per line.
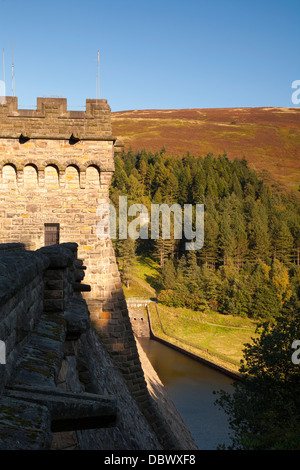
<box><xmin>0</xmin><ymin>97</ymin><xmax>114</xmax><ymax>141</ymax></box>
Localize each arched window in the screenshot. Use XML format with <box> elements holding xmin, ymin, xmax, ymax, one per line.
<box><xmin>24</xmin><ymin>164</ymin><xmax>38</xmax><ymax>188</ymax></box>
<box><xmin>86</xmin><ymin>165</ymin><xmax>100</xmax><ymax>189</ymax></box>
<box><xmin>2</xmin><ymin>164</ymin><xmax>17</xmax><ymax>188</ymax></box>
<box><xmin>45</xmin><ymin>165</ymin><xmax>59</xmax><ymax>188</ymax></box>
<box><xmin>65</xmin><ymin>165</ymin><xmax>80</xmax><ymax>189</ymax></box>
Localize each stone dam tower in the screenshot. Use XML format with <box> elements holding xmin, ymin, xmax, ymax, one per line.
<box><xmin>0</xmin><ymin>97</ymin><xmax>130</xmax><ymax>363</ymax></box>
<box><xmin>0</xmin><ymin>96</ymin><xmax>199</xmax><ymax>450</ymax></box>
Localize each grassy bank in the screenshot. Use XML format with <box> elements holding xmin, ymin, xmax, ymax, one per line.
<box><xmin>148</xmin><ymin>303</ymin><xmax>257</xmax><ymax>374</ymax></box>
<box><xmin>122</xmin><ymin>257</ymin><xmax>258</xmax><ymax>373</ymax></box>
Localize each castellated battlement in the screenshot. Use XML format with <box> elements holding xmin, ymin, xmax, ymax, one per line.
<box><xmin>0</xmin><ymin>96</ymin><xmax>114</xmax><ymax>140</ymax></box>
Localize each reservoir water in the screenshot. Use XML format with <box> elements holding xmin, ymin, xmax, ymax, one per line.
<box><xmin>139</xmin><ymin>337</ymin><xmax>235</xmax><ymax>450</ymax></box>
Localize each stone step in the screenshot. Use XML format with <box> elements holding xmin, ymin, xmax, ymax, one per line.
<box><xmin>4</xmin><ymin>384</ymin><xmax>118</xmax><ymax>432</ymax></box>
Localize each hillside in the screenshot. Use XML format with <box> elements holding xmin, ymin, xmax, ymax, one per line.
<box><xmin>112</xmin><ymin>107</ymin><xmax>300</xmax><ymax>187</ymax></box>
<box><xmin>122</xmin><ymin>257</ymin><xmax>257</xmax><ymax>373</ymax></box>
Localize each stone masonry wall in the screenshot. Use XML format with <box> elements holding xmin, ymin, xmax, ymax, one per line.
<box><xmin>0</xmin><ymin>98</ymin><xmax>116</xmax><ymax>313</ymax></box>
<box><xmin>0</xmin><ymin>245</ymin><xmax>49</xmax><ymax>394</ymax></box>
<box><xmin>0</xmin><ymin>243</ymin><xmax>197</xmax><ymax>450</ymax></box>
<box><xmin>0</xmin><ymin>98</ymin><xmax>194</xmax><ymax>450</ymax></box>
<box><xmin>0</xmin><ymin>97</ymin><xmax>147</xmax><ymax>408</ymax></box>
<box><xmin>128</xmin><ymin>304</ymin><xmax>151</xmax><ymax>338</ymax></box>
<box><xmin>0</xmin><ymin>135</ymin><xmax>118</xmax><ymax>306</ymax></box>
<box><xmin>0</xmin><ymin>243</ymin><xmax>161</xmax><ymax>449</ymax></box>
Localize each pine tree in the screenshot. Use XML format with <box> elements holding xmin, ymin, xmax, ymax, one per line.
<box><xmin>163</xmin><ymin>172</ymin><xmax>179</xmax><ymax>203</ymax></box>
<box><xmin>199</xmin><ymin>202</ymin><xmax>219</xmax><ymax>269</ymax></box>
<box><xmin>153</xmin><ymin>236</ymin><xmax>174</xmax><ymax>267</ymax></box>
<box><xmin>205</xmin><ymin>173</ymin><xmax>219</xmax><ymax>202</ymax></box>
<box><xmin>271</xmin><ymin>219</ymin><xmax>293</xmax><ymax>263</ymax></box>
<box><xmin>126</xmin><ymin>174</ymin><xmax>144</xmax><ymax>202</ymax></box>
<box><xmin>218</xmin><ymin>212</ymin><xmax>237</xmax><ymax>266</ymax></box>
<box><xmin>112</xmin><ymin>156</ymin><xmax>128</xmax><ymax>191</ymax></box>
<box><xmin>178</xmin><ymin>166</ymin><xmax>192</xmax><ymax>205</ymax></box>
<box><xmin>247</xmin><ymin>202</ymin><xmax>271</xmax><ymax>263</ymax></box>
<box><xmin>117</xmin><ymin>238</ymin><xmax>136</xmax><ymax>288</ymax></box>
<box><xmin>146</xmin><ymin>164</ymin><xmax>155</xmax><ymax>196</ymax></box>
<box><xmin>138</xmin><ymin>159</ymin><xmax>147</xmax><ymax>188</ymax></box>
<box><xmin>193</xmin><ymin>168</ymin><xmax>206</xmax><ymax>203</ymax></box>
<box><xmin>270</xmin><ymin>258</ymin><xmax>292</xmax><ymax>306</ymax></box>
<box><xmin>232</xmin><ymin>212</ymin><xmax>248</xmax><ymax>269</ymax></box>
<box><xmin>231</xmin><ymin>171</ymin><xmax>243</xmax><ymax>199</ymax></box>
<box><xmin>289</xmin><ymin>214</ymin><xmax>300</xmax><ymax>265</ymax></box>
<box><xmin>161</xmin><ymin>258</ymin><xmax>177</xmax><ymax>290</ymax></box>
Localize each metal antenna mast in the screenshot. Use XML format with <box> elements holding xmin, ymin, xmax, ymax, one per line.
<box><xmin>1</xmin><ymin>48</ymin><xmax>5</xmax><ymax>101</ymax></box>
<box><xmin>2</xmin><ymin>48</ymin><xmax>5</xmax><ymax>89</ymax></box>
<box><xmin>96</xmin><ymin>50</ymin><xmax>100</xmax><ymax>99</ymax></box>
<box><xmin>12</xmin><ymin>40</ymin><xmax>15</xmax><ymax>97</ymax></box>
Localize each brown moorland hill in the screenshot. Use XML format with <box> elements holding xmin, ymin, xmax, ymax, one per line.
<box><xmin>112</xmin><ymin>107</ymin><xmax>300</xmax><ymax>187</ymax></box>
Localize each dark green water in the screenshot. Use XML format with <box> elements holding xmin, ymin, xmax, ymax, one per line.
<box><xmin>139</xmin><ymin>337</ymin><xmax>234</xmax><ymax>450</ymax></box>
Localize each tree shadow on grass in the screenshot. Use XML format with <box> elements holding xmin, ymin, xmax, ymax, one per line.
<box><xmin>145</xmin><ymin>274</ymin><xmax>161</xmax><ymax>295</ymax></box>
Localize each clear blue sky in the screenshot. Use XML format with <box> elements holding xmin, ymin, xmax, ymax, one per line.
<box><xmin>0</xmin><ymin>0</ymin><xmax>299</xmax><ymax>111</ymax></box>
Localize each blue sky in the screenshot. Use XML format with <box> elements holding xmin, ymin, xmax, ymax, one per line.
<box><xmin>0</xmin><ymin>0</ymin><xmax>299</xmax><ymax>111</ymax></box>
